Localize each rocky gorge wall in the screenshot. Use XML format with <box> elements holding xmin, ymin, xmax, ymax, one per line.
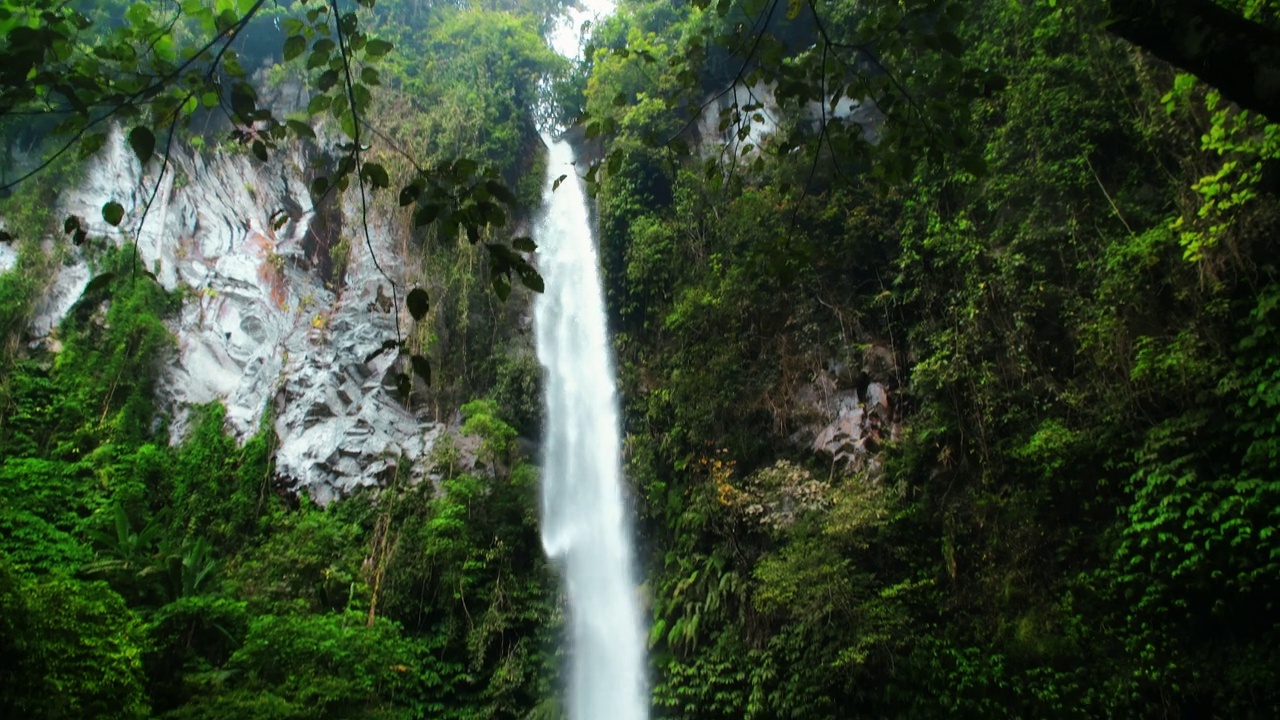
<box><xmin>23</xmin><ymin>128</ymin><xmax>438</xmax><ymax>503</ymax></box>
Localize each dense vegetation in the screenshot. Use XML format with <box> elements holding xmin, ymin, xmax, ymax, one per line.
<box><xmin>3</xmin><ymin>0</ymin><xmax>1280</xmax><ymax>717</ymax></box>
<box><xmin>583</xmin><ymin>0</ymin><xmax>1280</xmax><ymax>716</ymax></box>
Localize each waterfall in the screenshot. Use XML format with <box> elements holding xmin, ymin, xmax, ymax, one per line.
<box><xmin>533</xmin><ymin>139</ymin><xmax>647</xmax><ymax>720</ymax></box>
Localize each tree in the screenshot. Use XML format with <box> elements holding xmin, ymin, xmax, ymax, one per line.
<box><xmin>1108</xmin><ymin>0</ymin><xmax>1280</xmax><ymax>122</ymax></box>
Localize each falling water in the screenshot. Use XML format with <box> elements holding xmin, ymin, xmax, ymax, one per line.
<box><xmin>533</xmin><ymin>133</ymin><xmax>647</xmax><ymax>720</ymax></box>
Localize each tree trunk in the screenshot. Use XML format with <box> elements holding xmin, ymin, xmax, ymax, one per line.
<box><xmin>1109</xmin><ymin>0</ymin><xmax>1280</xmax><ymax>123</ymax></box>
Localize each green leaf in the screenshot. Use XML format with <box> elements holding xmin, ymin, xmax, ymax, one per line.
<box><xmin>365</xmin><ymin>38</ymin><xmax>392</xmax><ymax>58</ymax></box>
<box><xmin>406</xmin><ymin>288</ymin><xmax>429</xmax><ymax>320</ymax></box>
<box><xmin>484</xmin><ymin>179</ymin><xmax>517</xmax><ymax>205</ymax></box>
<box><xmin>413</xmin><ymin>204</ymin><xmax>440</xmax><ymax>227</ymax></box>
<box><xmin>317</xmin><ymin>70</ymin><xmax>339</xmax><ymax>92</ymax></box>
<box><xmin>286</xmin><ymin>119</ymin><xmax>316</xmax><ymax>139</ymax></box>
<box><xmin>360</xmin><ymin>66</ymin><xmax>380</xmax><ymax>86</ymax></box>
<box><xmin>251</xmin><ymin>140</ymin><xmax>268</xmax><ymax>162</ymax></box>
<box><xmin>512</xmin><ymin>236</ymin><xmax>536</xmax><ymax>252</ymax></box>
<box><xmin>410</xmin><ymin>354</ymin><xmax>431</xmax><ymax>385</ymax></box>
<box><xmin>307</xmin><ymin>46</ymin><xmax>331</xmax><ymax>69</ymax></box>
<box><xmin>311</xmin><ymin>176</ymin><xmax>329</xmax><ymax>197</ymax></box>
<box><xmin>552</xmin><ymin>174</ymin><xmax>568</xmax><ymax>192</ymax></box>
<box><xmin>102</xmin><ymin>201</ymin><xmax>124</xmax><ymax>226</ymax></box>
<box><xmin>307</xmin><ymin>94</ymin><xmax>332</xmax><ymax>115</ymax></box>
<box><xmin>452</xmin><ymin>158</ymin><xmax>477</xmax><ymax>180</ymax></box>
<box><xmin>80</xmin><ymin>131</ymin><xmax>107</xmax><ymax>159</ymax></box>
<box><xmin>283</xmin><ymin>34</ymin><xmax>306</xmax><ymax>61</ymax></box>
<box><xmin>64</xmin><ymin>216</ymin><xmax>81</xmax><ymax>234</ymax></box>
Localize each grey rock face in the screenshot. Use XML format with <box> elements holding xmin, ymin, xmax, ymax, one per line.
<box><xmin>792</xmin><ymin>347</ymin><xmax>902</xmax><ymax>476</ymax></box>
<box><xmin>27</xmin><ymin>127</ymin><xmax>435</xmax><ymax>502</ymax></box>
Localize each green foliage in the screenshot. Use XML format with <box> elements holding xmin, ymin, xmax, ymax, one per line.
<box><xmin>0</xmin><ymin>565</ymin><xmax>149</xmax><ymax>719</ymax></box>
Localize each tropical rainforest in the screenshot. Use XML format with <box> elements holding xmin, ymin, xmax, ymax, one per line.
<box><xmin>2</xmin><ymin>0</ymin><xmax>1280</xmax><ymax>717</ymax></box>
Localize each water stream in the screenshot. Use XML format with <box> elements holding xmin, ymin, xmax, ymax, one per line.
<box><xmin>533</xmin><ymin>110</ymin><xmax>647</xmax><ymax>720</ymax></box>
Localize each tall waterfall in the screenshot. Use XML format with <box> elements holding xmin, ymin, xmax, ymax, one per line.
<box><xmin>533</xmin><ymin>136</ymin><xmax>647</xmax><ymax>719</ymax></box>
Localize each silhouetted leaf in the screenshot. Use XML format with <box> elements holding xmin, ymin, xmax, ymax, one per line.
<box><xmin>491</xmin><ymin>273</ymin><xmax>511</xmax><ymax>301</ymax></box>
<box><xmin>128</xmin><ymin>126</ymin><xmax>155</xmax><ymax>165</ymax></box>
<box><xmin>484</xmin><ymin>179</ymin><xmax>517</xmax><ymax>205</ymax></box>
<box><xmin>512</xmin><ymin>236</ymin><xmax>536</xmax><ymax>252</ymax></box>
<box><xmin>0</xmin><ymin>231</ymin><xmax>12</xmax><ymax>243</ymax></box>
<box><xmin>413</xmin><ymin>204</ymin><xmax>440</xmax><ymax>227</ymax></box>
<box><xmin>362</xmin><ymin>162</ymin><xmax>390</xmax><ymax>189</ymax></box>
<box><xmin>406</xmin><ymin>287</ymin><xmax>429</xmax><ymax>320</ymax></box>
<box><xmin>399</xmin><ymin>184</ymin><xmax>419</xmax><ymax>207</ymax></box>
<box><xmin>251</xmin><ymin>140</ymin><xmax>268</xmax><ymax>162</ymax></box>
<box><xmin>518</xmin><ymin>267</ymin><xmax>544</xmax><ymax>293</ymax></box>
<box><xmin>552</xmin><ymin>174</ymin><xmax>568</xmax><ymax>192</ymax></box>
<box><xmin>102</xmin><ymin>202</ymin><xmax>124</xmax><ymax>226</ymax></box>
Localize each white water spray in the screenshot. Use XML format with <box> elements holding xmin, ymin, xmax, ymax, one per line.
<box><xmin>533</xmin><ymin>105</ymin><xmax>647</xmax><ymax>720</ymax></box>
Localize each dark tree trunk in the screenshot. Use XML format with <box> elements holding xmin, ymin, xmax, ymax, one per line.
<box><xmin>1109</xmin><ymin>0</ymin><xmax>1280</xmax><ymax>123</ymax></box>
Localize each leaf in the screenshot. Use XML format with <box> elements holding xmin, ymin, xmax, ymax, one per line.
<box><xmin>251</xmin><ymin>140</ymin><xmax>268</xmax><ymax>162</ymax></box>
<box><xmin>406</xmin><ymin>287</ymin><xmax>429</xmax><ymax>320</ymax></box>
<box><xmin>64</xmin><ymin>216</ymin><xmax>81</xmax><ymax>234</ymax></box>
<box><xmin>364</xmin><ymin>339</ymin><xmax>399</xmax><ymax>364</ymax></box>
<box><xmin>552</xmin><ymin>174</ymin><xmax>568</xmax><ymax>192</ymax></box>
<box><xmin>512</xmin><ymin>236</ymin><xmax>536</xmax><ymax>252</ymax></box>
<box><xmin>128</xmin><ymin>126</ymin><xmax>155</xmax><ymax>165</ymax></box>
<box><xmin>394</xmin><ymin>371</ymin><xmax>411</xmax><ymax>398</ymax></box>
<box><xmin>286</xmin><ymin>119</ymin><xmax>316</xmax><ymax>139</ymax></box>
<box><xmin>79</xmin><ymin>131</ymin><xmax>107</xmax><ymax>158</ymax></box>
<box><xmin>365</xmin><ymin>38</ymin><xmax>392</xmax><ymax>58</ymax></box>
<box><xmin>452</xmin><ymin>158</ymin><xmax>477</xmax><ymax>180</ymax></box>
<box><xmin>518</xmin><ymin>267</ymin><xmax>544</xmax><ymax>293</ymax></box>
<box><xmin>361</xmin><ymin>162</ymin><xmax>389</xmax><ymax>189</ymax></box>
<box><xmin>283</xmin><ymin>34</ymin><xmax>306</xmax><ymax>61</ymax></box>
<box><xmin>398</xmin><ymin>184</ymin><xmax>419</xmax><ymax>207</ymax></box>
<box><xmin>317</xmin><ymin>70</ymin><xmax>339</xmax><ymax>92</ymax></box>
<box><xmin>413</xmin><ymin>204</ymin><xmax>440</xmax><ymax>227</ymax></box>
<box><xmin>0</xmin><ymin>231</ymin><xmax>12</xmax><ymax>243</ymax></box>
<box><xmin>410</xmin><ymin>354</ymin><xmax>431</xmax><ymax>385</ymax></box>
<box><xmin>307</xmin><ymin>94</ymin><xmax>331</xmax><ymax>115</ymax></box>
<box><xmin>102</xmin><ymin>201</ymin><xmax>125</xmax><ymax>226</ymax></box>
<box><xmin>491</xmin><ymin>273</ymin><xmax>511</xmax><ymax>301</ymax></box>
<box><xmin>311</xmin><ymin>176</ymin><xmax>329</xmax><ymax>197</ymax></box>
<box><xmin>484</xmin><ymin>179</ymin><xmax>517</xmax><ymax>205</ymax></box>
<box><xmin>83</xmin><ymin>272</ymin><xmax>115</xmax><ymax>296</ymax></box>
<box><xmin>230</xmin><ymin>82</ymin><xmax>256</xmax><ymax>120</ymax></box>
<box><xmin>360</xmin><ymin>66</ymin><xmax>380</xmax><ymax>86</ymax></box>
